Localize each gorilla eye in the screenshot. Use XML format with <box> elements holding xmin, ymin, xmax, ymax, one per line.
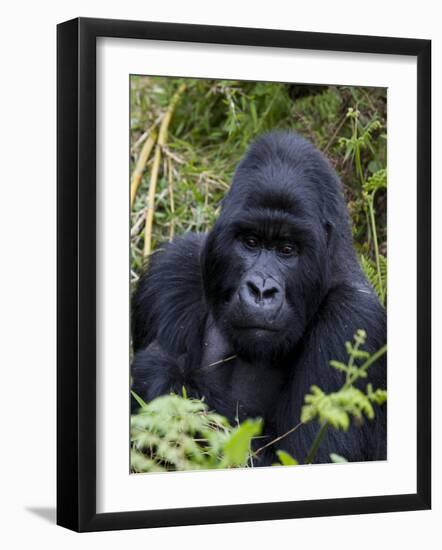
<box><xmin>243</xmin><ymin>235</ymin><xmax>259</xmax><ymax>249</ymax></box>
<box><xmin>279</xmin><ymin>243</ymin><xmax>297</xmax><ymax>256</ymax></box>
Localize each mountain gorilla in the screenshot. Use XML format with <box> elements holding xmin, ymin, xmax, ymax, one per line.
<box><xmin>131</xmin><ymin>131</ymin><xmax>386</xmax><ymax>465</ymax></box>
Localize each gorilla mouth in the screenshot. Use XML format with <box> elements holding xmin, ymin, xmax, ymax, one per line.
<box><xmin>234</xmin><ymin>323</ymin><xmax>281</xmax><ymax>333</ymax></box>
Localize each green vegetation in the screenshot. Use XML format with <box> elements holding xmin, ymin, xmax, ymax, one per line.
<box><xmin>129</xmin><ymin>78</ymin><xmax>387</xmax><ymax>472</ymax></box>
<box><xmin>301</xmin><ymin>330</ymin><xmax>387</xmax><ymax>464</ymax></box>
<box><xmin>131</xmin><ymin>331</ymin><xmax>386</xmax><ymax>471</ymax></box>
<box><xmin>131</xmin><ymin>390</ymin><xmax>262</xmax><ymax>472</ymax></box>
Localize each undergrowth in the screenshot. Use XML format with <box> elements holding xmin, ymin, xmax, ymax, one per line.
<box><xmin>131</xmin><ymin>331</ymin><xmax>387</xmax><ymax>471</ymax></box>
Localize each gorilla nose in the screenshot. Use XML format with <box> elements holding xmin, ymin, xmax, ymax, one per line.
<box><xmin>240</xmin><ymin>275</ymin><xmax>283</xmax><ymax>312</ymax></box>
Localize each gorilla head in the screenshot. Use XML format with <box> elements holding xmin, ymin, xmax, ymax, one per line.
<box><xmin>201</xmin><ymin>132</ymin><xmax>355</xmax><ymax>359</ymax></box>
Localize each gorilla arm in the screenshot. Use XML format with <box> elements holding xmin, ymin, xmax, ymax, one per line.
<box><xmin>130</xmin><ymin>233</ymin><xmax>207</xmax><ymax>410</ymax></box>
<box><xmin>130</xmin><ymin>234</ymin><xmax>239</xmax><ymax>414</ymax></box>
<box><xmin>131</xmin><ymin>314</ymin><xmax>235</xmax><ymax>413</ymax></box>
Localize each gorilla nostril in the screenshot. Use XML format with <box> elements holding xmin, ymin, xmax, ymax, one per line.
<box><xmin>246</xmin><ymin>281</ymin><xmax>261</xmax><ymax>299</ymax></box>
<box><xmin>263</xmin><ymin>287</ymin><xmax>278</xmax><ymax>300</ymax></box>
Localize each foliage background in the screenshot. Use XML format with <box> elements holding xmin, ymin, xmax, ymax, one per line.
<box><xmin>130</xmin><ymin>77</ymin><xmax>387</xmax><ymax>302</ymax></box>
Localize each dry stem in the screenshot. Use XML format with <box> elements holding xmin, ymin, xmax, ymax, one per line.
<box><xmin>167</xmin><ymin>158</ymin><xmax>175</xmax><ymax>240</ymax></box>
<box><xmin>253</xmin><ymin>421</ymin><xmax>304</xmax><ymax>457</ymax></box>
<box><xmin>143</xmin><ymin>83</ymin><xmax>186</xmax><ymax>257</ymax></box>
<box><xmin>130</xmin><ymin>130</ymin><xmax>157</xmax><ymax>209</ymax></box>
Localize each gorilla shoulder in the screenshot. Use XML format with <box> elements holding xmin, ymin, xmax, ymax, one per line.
<box><xmin>131</xmin><ymin>233</ymin><xmax>206</xmax><ymax>354</ymax></box>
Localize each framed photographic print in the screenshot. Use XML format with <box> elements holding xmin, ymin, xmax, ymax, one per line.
<box><xmin>57</xmin><ymin>17</ymin><xmax>431</xmax><ymax>532</ymax></box>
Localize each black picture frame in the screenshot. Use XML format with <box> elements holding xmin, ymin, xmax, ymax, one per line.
<box><xmin>57</xmin><ymin>17</ymin><xmax>431</xmax><ymax>532</ymax></box>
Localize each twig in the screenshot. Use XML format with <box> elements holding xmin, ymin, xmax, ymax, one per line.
<box><xmin>367</xmin><ymin>195</ymin><xmax>385</xmax><ymax>305</ymax></box>
<box><xmin>323</xmin><ymin>112</ymin><xmax>347</xmax><ymax>154</ymax></box>
<box><xmin>130</xmin><ymin>130</ymin><xmax>157</xmax><ymax>209</ymax></box>
<box><xmin>132</xmin><ymin>129</ymin><xmax>150</xmax><ymax>151</ymax></box>
<box><xmin>130</xmin><ymin>208</ymin><xmax>147</xmax><ymax>237</ymax></box>
<box><xmin>205</xmin><ymin>354</ymin><xmax>237</xmax><ymax>369</ymax></box>
<box><xmin>131</xmin><ymin>116</ymin><xmax>162</xmax><ymax>152</ymax></box>
<box><xmin>162</xmin><ymin>146</ymin><xmax>186</xmax><ymax>164</ymax></box>
<box><xmin>204</xmin><ymin>179</ymin><xmax>209</xmax><ymax>209</ymax></box>
<box><xmin>167</xmin><ymin>158</ymin><xmax>175</xmax><ymax>240</ymax></box>
<box><xmin>253</xmin><ymin>421</ymin><xmax>304</xmax><ymax>457</ymax></box>
<box><xmin>305</xmin><ymin>421</ymin><xmax>329</xmax><ymax>464</ymax></box>
<box><xmin>143</xmin><ymin>83</ymin><xmax>186</xmax><ymax>258</ymax></box>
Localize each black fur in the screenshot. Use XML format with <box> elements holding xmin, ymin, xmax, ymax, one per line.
<box><xmin>131</xmin><ymin>131</ymin><xmax>386</xmax><ymax>465</ymax></box>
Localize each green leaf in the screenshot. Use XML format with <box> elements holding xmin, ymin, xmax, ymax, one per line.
<box><xmin>131</xmin><ymin>390</ymin><xmax>148</xmax><ymax>409</ymax></box>
<box><xmin>222</xmin><ymin>419</ymin><xmax>262</xmax><ymax>466</ymax></box>
<box><xmin>276</xmin><ymin>450</ymin><xmax>299</xmax><ymax>466</ymax></box>
<box><xmin>329</xmin><ymin>360</ymin><xmax>349</xmax><ymax>373</ymax></box>
<box><xmin>330</xmin><ymin>453</ymin><xmax>348</xmax><ymax>463</ymax></box>
<box><xmin>364</xmin><ymin>168</ymin><xmax>387</xmax><ymax>194</ymax></box>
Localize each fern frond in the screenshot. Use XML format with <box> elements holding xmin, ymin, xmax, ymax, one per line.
<box><xmin>360</xmin><ymin>253</ymin><xmax>387</xmax><ymax>305</ymax></box>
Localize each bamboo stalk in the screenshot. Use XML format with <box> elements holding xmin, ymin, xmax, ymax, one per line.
<box><xmin>130</xmin><ymin>130</ymin><xmax>157</xmax><ymax>209</ymax></box>
<box><xmin>143</xmin><ymin>83</ymin><xmax>186</xmax><ymax>258</ymax></box>
<box><xmin>167</xmin><ymin>158</ymin><xmax>175</xmax><ymax>241</ymax></box>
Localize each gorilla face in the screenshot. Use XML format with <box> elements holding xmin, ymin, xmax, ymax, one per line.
<box><xmin>202</xmin><ymin>192</ymin><xmax>330</xmax><ymax>360</ymax></box>
<box><xmin>200</xmin><ymin>131</ymin><xmax>352</xmax><ymax>360</ymax></box>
